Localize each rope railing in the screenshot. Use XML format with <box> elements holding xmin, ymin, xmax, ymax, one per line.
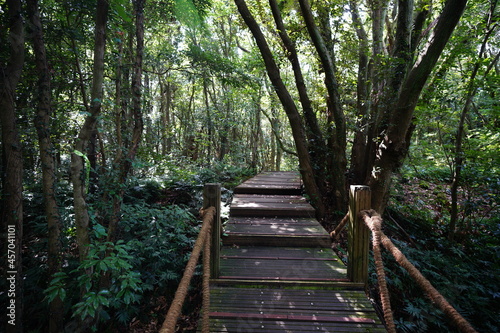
<box><xmin>333</xmin><ymin>185</ymin><xmax>478</xmax><ymax>333</ymax></box>
<box><xmin>361</xmin><ymin>210</ymin><xmax>397</xmax><ymax>333</ymax></box>
<box><xmin>201</xmin><ymin>207</ymin><xmax>212</xmax><ymax>333</ymax></box>
<box><xmin>159</xmin><ymin>206</ymin><xmax>216</xmax><ymax>333</ymax></box>
<box><xmin>359</xmin><ymin>209</ymin><xmax>478</xmax><ymax>333</ymax></box>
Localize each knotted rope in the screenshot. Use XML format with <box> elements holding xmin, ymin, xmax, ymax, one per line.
<box><xmin>201</xmin><ymin>209</ymin><xmax>212</xmax><ymax>333</ymax></box>
<box><xmin>360</xmin><ymin>209</ymin><xmax>478</xmax><ymax>333</ymax></box>
<box><xmin>360</xmin><ymin>211</ymin><xmax>396</xmax><ymax>333</ymax></box>
<box><xmin>159</xmin><ymin>206</ymin><xmax>216</xmax><ymax>333</ymax></box>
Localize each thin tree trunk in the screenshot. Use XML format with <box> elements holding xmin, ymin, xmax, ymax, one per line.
<box><xmin>234</xmin><ymin>0</ymin><xmax>325</xmax><ymax>217</ymax></box>
<box><xmin>107</xmin><ymin>0</ymin><xmax>145</xmax><ymax>243</ymax></box>
<box><xmin>1</xmin><ymin>1</ymin><xmax>25</xmax><ymax>332</ymax></box>
<box><xmin>269</xmin><ymin>0</ymin><xmax>326</xmax><ymax>179</ymax></box>
<box><xmin>349</xmin><ymin>0</ymin><xmax>371</xmax><ymax>185</ymax></box>
<box><xmin>160</xmin><ymin>78</ymin><xmax>173</xmax><ymax>155</ymax></box>
<box><xmin>71</xmin><ymin>0</ymin><xmax>109</xmax><ymax>263</ymax></box>
<box><xmin>298</xmin><ymin>0</ymin><xmax>347</xmax><ymax>211</ymax></box>
<box><xmin>26</xmin><ymin>0</ymin><xmax>64</xmax><ymax>330</ymax></box>
<box><xmin>364</xmin><ymin>0</ymin><xmax>389</xmax><ymax>183</ymax></box>
<box><xmin>449</xmin><ymin>5</ymin><xmax>498</xmax><ymax>240</ymax></box>
<box><xmin>115</xmin><ymin>35</ymin><xmax>124</xmax><ymax>160</ymax></box>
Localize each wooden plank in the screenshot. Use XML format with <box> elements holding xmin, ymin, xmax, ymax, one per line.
<box><xmin>234</xmin><ymin>172</ymin><xmax>303</xmax><ymax>195</ymax></box>
<box><xmin>230</xmin><ymin>205</ymin><xmax>315</xmax><ymax>217</ymax></box>
<box><xmin>233</xmin><ymin>185</ymin><xmax>302</xmax><ymax>195</ymax></box>
<box><xmin>232</xmin><ymin>194</ymin><xmax>307</xmax><ymax>203</ymax></box>
<box><xmin>222</xmin><ymin>233</ymin><xmax>331</xmax><ymax>247</ymax></box>
<box><xmin>200</xmin><ymin>287</ymin><xmax>386</xmax><ymax>332</ymax></box>
<box><xmin>209</xmin><ymin>312</ymin><xmax>377</xmax><ymax>323</ymax></box>
<box><xmin>245</xmin><ymin>172</ymin><xmax>301</xmax><ymax>181</ymax></box>
<box><xmin>209</xmin><ymin>287</ymin><xmax>378</xmax><ymax>311</ymax></box>
<box><xmin>219</xmin><ymin>257</ymin><xmax>346</xmax><ymax>280</ymax></box>
<box><xmin>210</xmin><ymin>279</ymin><xmax>366</xmax><ymax>290</ymax></box>
<box><xmin>204</xmin><ymin>320</ymin><xmax>386</xmax><ymax>332</ymax></box>
<box><xmin>231</xmin><ymin>202</ymin><xmax>314</xmax><ymax>209</ymax></box>
<box><xmin>230</xmin><ymin>193</ymin><xmax>315</xmax><ymax>217</ymax></box>
<box><xmin>227</xmin><ymin>216</ymin><xmax>319</xmax><ymax>226</ymax></box>
<box><xmin>220</xmin><ymin>246</ymin><xmax>337</xmax><ymax>259</ymax></box>
<box><xmin>220</xmin><ymin>255</ymin><xmax>338</xmax><ymax>261</ymax></box>
<box><xmin>225</xmin><ymin>223</ymin><xmax>327</xmax><ymax>235</ymax></box>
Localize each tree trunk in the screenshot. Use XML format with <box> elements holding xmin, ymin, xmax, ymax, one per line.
<box><xmin>269</xmin><ymin>0</ymin><xmax>327</xmax><ymax>184</ymax></box>
<box><xmin>298</xmin><ymin>0</ymin><xmax>347</xmax><ymax>211</ymax></box>
<box><xmin>368</xmin><ymin>0</ymin><xmax>468</xmax><ymax>213</ymax></box>
<box><xmin>107</xmin><ymin>0</ymin><xmax>145</xmax><ymax>243</ymax></box>
<box><xmin>234</xmin><ymin>0</ymin><xmax>325</xmax><ymax>217</ymax></box>
<box><xmin>348</xmin><ymin>0</ymin><xmax>371</xmax><ymax>185</ymax></box>
<box><xmin>26</xmin><ymin>0</ymin><xmax>64</xmax><ymax>330</ymax></box>
<box><xmin>71</xmin><ymin>0</ymin><xmax>109</xmax><ymax>263</ymax></box>
<box><xmin>1</xmin><ymin>1</ymin><xmax>25</xmax><ymax>332</ymax></box>
<box><xmin>449</xmin><ymin>7</ymin><xmax>498</xmax><ymax>241</ymax></box>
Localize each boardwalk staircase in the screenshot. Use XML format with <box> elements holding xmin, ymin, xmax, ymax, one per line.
<box><xmin>205</xmin><ymin>171</ymin><xmax>386</xmax><ymax>332</ymax></box>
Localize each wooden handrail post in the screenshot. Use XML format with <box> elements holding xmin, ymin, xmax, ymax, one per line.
<box><xmin>347</xmin><ymin>185</ymin><xmax>371</xmax><ymax>285</ymax></box>
<box><xmin>203</xmin><ymin>183</ymin><xmax>221</xmax><ymax>279</ymax></box>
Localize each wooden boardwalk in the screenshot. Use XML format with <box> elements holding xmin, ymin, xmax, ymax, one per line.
<box><xmin>203</xmin><ymin>171</ymin><xmax>386</xmax><ymax>332</ymax></box>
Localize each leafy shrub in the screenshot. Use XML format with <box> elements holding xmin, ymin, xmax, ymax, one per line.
<box><xmin>45</xmin><ymin>224</ymin><xmax>144</xmax><ymax>327</ymax></box>
<box><xmin>119</xmin><ymin>203</ymin><xmax>198</xmax><ymax>296</ymax></box>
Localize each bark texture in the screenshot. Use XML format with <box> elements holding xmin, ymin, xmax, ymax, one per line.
<box><xmin>71</xmin><ymin>0</ymin><xmax>109</xmax><ymax>262</ymax></box>
<box><xmin>368</xmin><ymin>0</ymin><xmax>468</xmax><ymax>212</ymax></box>
<box><xmin>1</xmin><ymin>1</ymin><xmax>25</xmax><ymax>332</ymax></box>
<box><xmin>298</xmin><ymin>0</ymin><xmax>348</xmax><ymax>210</ymax></box>
<box><xmin>26</xmin><ymin>0</ymin><xmax>64</xmax><ymax>330</ymax></box>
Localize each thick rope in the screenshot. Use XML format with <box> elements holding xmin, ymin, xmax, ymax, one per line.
<box><xmin>330</xmin><ymin>212</ymin><xmax>349</xmax><ymax>239</ymax></box>
<box><xmin>201</xmin><ymin>213</ymin><xmax>212</xmax><ymax>333</ymax></box>
<box><xmin>361</xmin><ymin>209</ymin><xmax>478</xmax><ymax>333</ymax></box>
<box><xmin>159</xmin><ymin>207</ymin><xmax>216</xmax><ymax>333</ymax></box>
<box><xmin>361</xmin><ymin>212</ymin><xmax>396</xmax><ymax>333</ymax></box>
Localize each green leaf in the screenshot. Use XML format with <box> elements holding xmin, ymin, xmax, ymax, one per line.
<box><xmin>93</xmin><ymin>223</ymin><xmax>107</xmax><ymax>238</ymax></box>
<box><xmin>112</xmin><ymin>0</ymin><xmax>132</xmax><ymax>22</ymax></box>
<box><xmin>99</xmin><ymin>261</ymin><xmax>108</xmax><ymax>272</ymax></box>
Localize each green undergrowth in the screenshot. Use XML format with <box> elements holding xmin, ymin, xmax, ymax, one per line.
<box><xmin>16</xmin><ymin>163</ymin><xmax>256</xmax><ymax>332</ymax></box>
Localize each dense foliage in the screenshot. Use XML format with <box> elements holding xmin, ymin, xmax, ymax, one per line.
<box><xmin>0</xmin><ymin>0</ymin><xmax>498</xmax><ymax>332</ymax></box>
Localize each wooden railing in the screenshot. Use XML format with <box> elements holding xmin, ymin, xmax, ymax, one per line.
<box><xmin>159</xmin><ymin>183</ymin><xmax>221</xmax><ymax>333</ymax></box>
<box><xmin>341</xmin><ymin>185</ymin><xmax>478</xmax><ymax>333</ymax></box>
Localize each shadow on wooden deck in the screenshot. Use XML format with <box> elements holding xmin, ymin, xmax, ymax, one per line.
<box><xmin>200</xmin><ymin>171</ymin><xmax>386</xmax><ymax>332</ymax></box>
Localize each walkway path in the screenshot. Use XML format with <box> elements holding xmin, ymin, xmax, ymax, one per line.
<box><xmin>204</xmin><ymin>171</ymin><xmax>386</xmax><ymax>332</ymax></box>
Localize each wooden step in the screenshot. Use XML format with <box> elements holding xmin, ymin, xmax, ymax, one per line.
<box><xmin>210</xmin><ymin>278</ymin><xmax>365</xmax><ymax>290</ymax></box>
<box><xmin>230</xmin><ymin>194</ymin><xmax>315</xmax><ymax>217</ymax></box>
<box><xmin>224</xmin><ymin>217</ymin><xmax>331</xmax><ymax>247</ymax></box>
<box><xmin>203</xmin><ymin>287</ymin><xmax>386</xmax><ymax>332</ymax></box>
<box><xmin>218</xmin><ymin>246</ymin><xmax>344</xmax><ymax>280</ymax></box>
<box><xmin>234</xmin><ymin>171</ymin><xmax>302</xmax><ymax>195</ymax></box>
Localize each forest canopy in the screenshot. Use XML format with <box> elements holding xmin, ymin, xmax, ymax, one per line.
<box><xmin>1</xmin><ymin>0</ymin><xmax>499</xmax><ymax>332</ymax></box>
